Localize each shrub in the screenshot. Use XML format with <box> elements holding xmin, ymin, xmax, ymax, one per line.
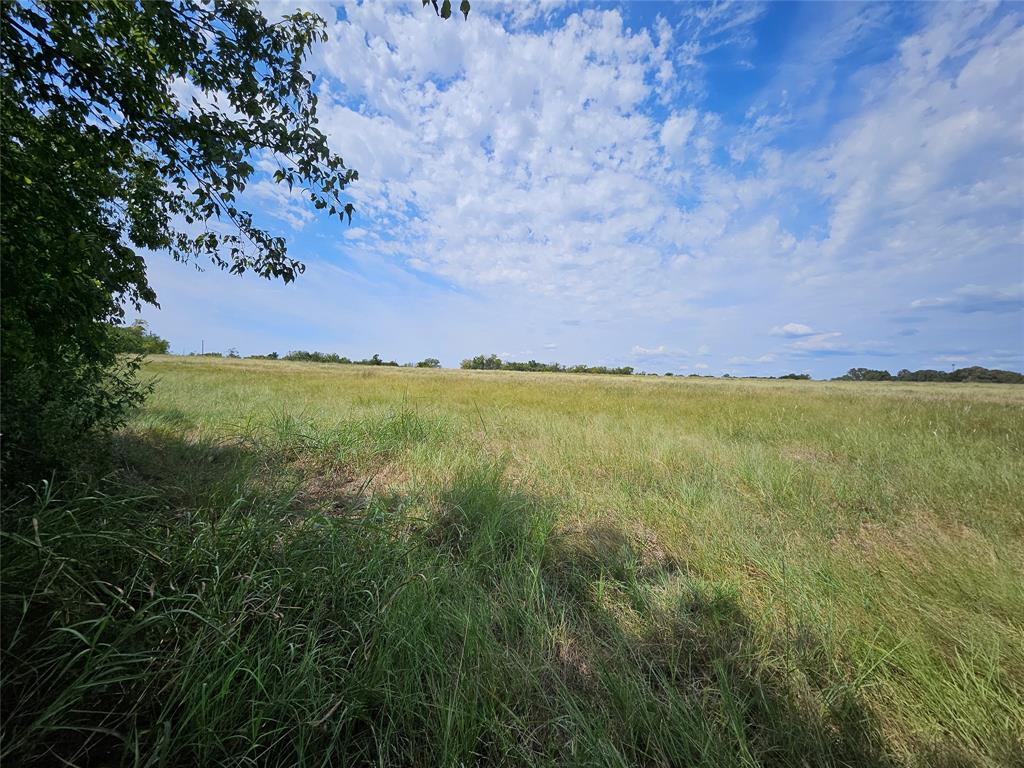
<box><xmin>108</xmin><ymin>320</ymin><xmax>171</xmax><ymax>355</ymax></box>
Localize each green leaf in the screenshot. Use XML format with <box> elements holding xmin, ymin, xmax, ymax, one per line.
<box><xmin>440</xmin><ymin>0</ymin><xmax>452</xmax><ymax>20</ymax></box>
<box><xmin>460</xmin><ymin>0</ymin><xmax>470</xmax><ymax>20</ymax></box>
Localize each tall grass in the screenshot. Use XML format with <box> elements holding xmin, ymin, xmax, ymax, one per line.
<box><xmin>3</xmin><ymin>356</ymin><xmax>1022</xmax><ymax>766</ymax></box>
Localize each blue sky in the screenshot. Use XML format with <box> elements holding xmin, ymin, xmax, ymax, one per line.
<box><xmin>140</xmin><ymin>0</ymin><xmax>1024</xmax><ymax>377</ymax></box>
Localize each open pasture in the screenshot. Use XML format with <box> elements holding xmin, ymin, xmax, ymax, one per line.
<box><xmin>4</xmin><ymin>356</ymin><xmax>1022</xmax><ymax>766</ymax></box>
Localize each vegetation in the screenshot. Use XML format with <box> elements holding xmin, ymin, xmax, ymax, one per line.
<box><xmin>896</xmin><ymin>366</ymin><xmax>1024</xmax><ymax>383</ymax></box>
<box><xmin>0</xmin><ymin>0</ymin><xmax>359</xmax><ymax>482</ymax></box>
<box><xmin>283</xmin><ymin>350</ymin><xmax>401</xmax><ymax>367</ymax></box>
<box><xmin>461</xmin><ymin>353</ymin><xmax>634</xmax><ymax>376</ymax></box>
<box><xmin>3</xmin><ymin>356</ymin><xmax>1021</xmax><ymax>766</ymax></box>
<box><xmin>834</xmin><ymin>366</ymin><xmax>1023</xmax><ymax>383</ymax></box>
<box><xmin>108</xmin><ymin>319</ymin><xmax>172</xmax><ymax>355</ymax></box>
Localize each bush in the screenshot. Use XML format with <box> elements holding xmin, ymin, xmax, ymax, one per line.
<box><xmin>1</xmin><ymin>92</ymin><xmax>154</xmax><ymax>483</ymax></box>
<box><xmin>108</xmin><ymin>320</ymin><xmax>170</xmax><ymax>355</ymax></box>
<box><xmin>1</xmin><ymin>1</ymin><xmax>359</xmax><ymax>486</ymax></box>
<box><xmin>284</xmin><ymin>350</ymin><xmax>352</xmax><ymax>364</ymax></box>
<box><xmin>833</xmin><ymin>368</ymin><xmax>893</xmax><ymax>381</ymax></box>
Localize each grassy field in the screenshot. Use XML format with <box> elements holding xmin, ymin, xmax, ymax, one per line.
<box><xmin>4</xmin><ymin>355</ymin><xmax>1023</xmax><ymax>766</ymax></box>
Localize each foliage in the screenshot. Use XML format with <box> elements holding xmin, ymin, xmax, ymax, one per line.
<box><xmin>282</xmin><ymin>350</ymin><xmax>401</xmax><ymax>366</ymax></box>
<box><xmin>461</xmin><ymin>354</ymin><xmax>634</xmax><ymax>376</ymax></box>
<box><xmin>779</xmin><ymin>373</ymin><xmax>811</xmax><ymax>380</ymax></box>
<box><xmin>247</xmin><ymin>352</ymin><xmax>280</xmax><ymax>360</ymax></box>
<box><xmin>0</xmin><ymin>0</ymin><xmax>358</xmax><ymax>481</ymax></box>
<box><xmin>108</xmin><ymin>319</ymin><xmax>171</xmax><ymax>355</ymax></box>
<box><xmin>461</xmin><ymin>353</ymin><xmax>505</xmax><ymax>370</ymax></box>
<box><xmin>896</xmin><ymin>366</ymin><xmax>1024</xmax><ymax>384</ymax></box>
<box><xmin>360</xmin><ymin>353</ymin><xmax>399</xmax><ymax>367</ymax></box>
<box><xmin>1</xmin><ymin>76</ymin><xmax>153</xmax><ymax>479</ymax></box>
<box><xmin>423</xmin><ymin>0</ymin><xmax>472</xmax><ymax>21</ymax></box>
<box><xmin>835</xmin><ymin>366</ymin><xmax>1023</xmax><ymax>383</ymax></box>
<box><xmin>834</xmin><ymin>368</ymin><xmax>894</xmax><ymax>382</ymax></box>
<box><xmin>416</xmin><ymin>357</ymin><xmax>442</xmax><ymax>368</ymax></box>
<box><xmin>284</xmin><ymin>350</ymin><xmax>352</xmax><ymax>364</ymax></box>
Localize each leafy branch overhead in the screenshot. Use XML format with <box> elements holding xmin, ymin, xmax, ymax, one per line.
<box><xmin>0</xmin><ymin>0</ymin><xmax>460</xmax><ymax>477</ymax></box>
<box><xmin>3</xmin><ymin>0</ymin><xmax>355</xmax><ymax>284</ymax></box>
<box><xmin>424</xmin><ymin>0</ymin><xmax>471</xmax><ymax>21</ymax></box>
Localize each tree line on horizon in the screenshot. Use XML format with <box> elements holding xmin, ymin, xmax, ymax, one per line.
<box><xmin>833</xmin><ymin>366</ymin><xmax>1024</xmax><ymax>384</ymax></box>
<box><xmin>109</xmin><ymin>326</ymin><xmax>1023</xmax><ymax>384</ymax></box>
<box><xmin>459</xmin><ymin>353</ymin><xmax>636</xmax><ymax>376</ymax></box>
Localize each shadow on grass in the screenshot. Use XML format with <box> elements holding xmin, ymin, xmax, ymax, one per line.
<box><xmin>1</xmin><ymin>426</ymin><xmax>968</xmax><ymax>766</ymax></box>
<box><xmin>539</xmin><ymin>523</ymin><xmax>897</xmax><ymax>767</ymax></box>
<box><xmin>110</xmin><ymin>427</ymin><xmax>372</xmax><ymax>520</ymax></box>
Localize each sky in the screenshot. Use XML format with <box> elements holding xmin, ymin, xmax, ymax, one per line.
<box><xmin>138</xmin><ymin>0</ymin><xmax>1024</xmax><ymax>377</ymax></box>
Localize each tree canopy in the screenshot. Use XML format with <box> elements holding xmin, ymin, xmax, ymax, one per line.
<box><xmin>2</xmin><ymin>0</ymin><xmax>462</xmax><ymax>477</ymax></box>
<box><xmin>109</xmin><ymin>320</ymin><xmax>172</xmax><ymax>356</ymax></box>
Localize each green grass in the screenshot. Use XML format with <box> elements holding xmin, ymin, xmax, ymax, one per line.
<box><xmin>3</xmin><ymin>356</ymin><xmax>1023</xmax><ymax>766</ymax></box>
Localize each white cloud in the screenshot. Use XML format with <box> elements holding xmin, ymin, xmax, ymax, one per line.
<box><xmin>660</xmin><ymin>109</ymin><xmax>699</xmax><ymax>155</ymax></box>
<box><xmin>246</xmin><ymin>181</ymin><xmax>315</xmax><ymax>230</ymax></box>
<box><xmin>790</xmin><ymin>332</ymin><xmax>844</xmax><ymax>352</ymax></box>
<box><xmin>911</xmin><ymin>283</ymin><xmax>1023</xmax><ymax>313</ymax></box>
<box><xmin>771</xmin><ymin>322</ymin><xmax>816</xmax><ymax>338</ymax></box>
<box><xmin>304</xmin><ymin>2</ymin><xmax>1021</xmax><ymax>347</ymax></box>
<box><xmin>631</xmin><ymin>344</ymin><xmax>668</xmax><ymax>356</ymax></box>
<box><xmin>728</xmin><ymin>353</ymin><xmax>778</xmax><ymax>365</ymax></box>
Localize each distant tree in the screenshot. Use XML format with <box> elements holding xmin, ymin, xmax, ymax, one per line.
<box><xmin>284</xmin><ymin>351</ymin><xmax>351</xmax><ymax>364</ymax></box>
<box><xmin>948</xmin><ymin>366</ymin><xmax>1024</xmax><ymax>383</ymax></box>
<box><xmin>108</xmin><ymin>319</ymin><xmax>170</xmax><ymax>355</ymax></box>
<box><xmin>461</xmin><ymin>354</ymin><xmax>504</xmax><ymax>370</ymax></box>
<box><xmin>838</xmin><ymin>366</ymin><xmax>1024</xmax><ymax>383</ymax></box>
<box><xmin>416</xmin><ymin>358</ymin><xmax>442</xmax><ymax>368</ymax></box>
<box><xmin>354</xmin><ymin>353</ymin><xmax>398</xmax><ymax>367</ymax></box>
<box><xmin>779</xmin><ymin>373</ymin><xmax>811</xmax><ymax>380</ymax></box>
<box><xmin>835</xmin><ymin>368</ymin><xmax>893</xmax><ymax>382</ymax></box>
<box><xmin>460</xmin><ymin>354</ymin><xmax>633</xmax><ymax>376</ymax></box>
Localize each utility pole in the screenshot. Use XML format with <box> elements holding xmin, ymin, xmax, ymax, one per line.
<box><xmin>201</xmin><ymin>339</ymin><xmax>205</xmax><ymax>355</ymax></box>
